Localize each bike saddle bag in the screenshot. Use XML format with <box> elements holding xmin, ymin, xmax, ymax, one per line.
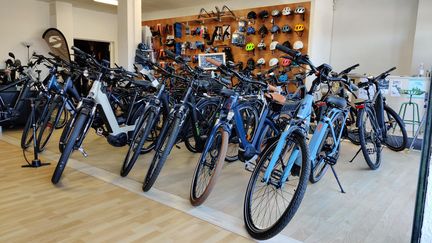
<box><xmin>326</xmin><ymin>96</ymin><xmax>347</xmax><ymax>109</ymax></box>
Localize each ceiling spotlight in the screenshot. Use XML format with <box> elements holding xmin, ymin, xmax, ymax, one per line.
<box><xmin>94</xmin><ymin>0</ymin><xmax>118</xmax><ymax>6</ymax></box>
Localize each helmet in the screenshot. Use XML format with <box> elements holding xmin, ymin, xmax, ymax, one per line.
<box><xmin>282</xmin><ymin>7</ymin><xmax>292</xmax><ymax>16</ymax></box>
<box><xmin>293</xmin><ymin>40</ymin><xmax>304</xmax><ymax>50</ymax></box>
<box><xmin>257</xmin><ymin>41</ymin><xmax>266</xmax><ymax>50</ymax></box>
<box><xmin>270</xmin><ymin>25</ymin><xmax>280</xmax><ymax>34</ymax></box>
<box><xmin>247</xmin><ymin>11</ymin><xmax>257</xmax><ymax>19</ymax></box>
<box><xmin>258</xmin><ymin>25</ymin><xmax>268</xmax><ymax>36</ymax></box>
<box><xmin>281</xmin><ymin>25</ymin><xmax>291</xmax><ymax>33</ymax></box>
<box><xmin>259</xmin><ymin>10</ymin><xmax>269</xmax><ymax>19</ymax></box>
<box><xmin>281</xmin><ymin>58</ymin><xmax>291</xmax><ymax>67</ymax></box>
<box><xmin>279</xmin><ymin>73</ymin><xmax>288</xmax><ymax>83</ymax></box>
<box><xmin>294</xmin><ymin>24</ymin><xmax>305</xmax><ymax>32</ymax></box>
<box><xmin>246</xmin><ymin>26</ymin><xmax>256</xmax><ymax>35</ymax></box>
<box><xmin>165</xmin><ymin>38</ymin><xmax>175</xmax><ymax>47</ymax></box>
<box><xmin>247</xmin><ymin>58</ymin><xmax>255</xmax><ymax>70</ymax></box>
<box><xmin>257</xmin><ymin>58</ymin><xmax>265</xmax><ymax>65</ymax></box>
<box><xmin>270</xmin><ymin>41</ymin><xmax>279</xmax><ymax>51</ymax></box>
<box><xmin>269</xmin><ymin>58</ymin><xmax>279</xmax><ymax>67</ymax></box>
<box><xmin>294</xmin><ymin>6</ymin><xmax>306</xmax><ymax>14</ymax></box>
<box><xmin>282</xmin><ymin>40</ymin><xmax>291</xmax><ymax>48</ymax></box>
<box><xmin>271</xmin><ymin>9</ymin><xmax>281</xmax><ymax>17</ymax></box>
<box><xmin>245</xmin><ymin>42</ymin><xmax>255</xmax><ymax>51</ymax></box>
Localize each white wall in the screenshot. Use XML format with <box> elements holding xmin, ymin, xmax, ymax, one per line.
<box><xmin>73</xmin><ymin>6</ymin><xmax>118</xmax><ymax>64</ymax></box>
<box><xmin>0</xmin><ymin>0</ymin><xmax>51</xmax><ymax>67</ymax></box>
<box><xmin>411</xmin><ymin>0</ymin><xmax>432</xmax><ymax>75</ymax></box>
<box><xmin>330</xmin><ymin>0</ymin><xmax>418</xmax><ymax>76</ymax></box>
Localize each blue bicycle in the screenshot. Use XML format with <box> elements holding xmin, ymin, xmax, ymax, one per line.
<box><xmin>243</xmin><ymin>45</ymin><xmax>358</xmax><ymax>240</ymax></box>
<box><xmin>190</xmin><ymin>59</ymin><xmax>280</xmax><ymax>206</ymax></box>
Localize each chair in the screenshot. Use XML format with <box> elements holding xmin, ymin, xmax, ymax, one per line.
<box><xmin>398</xmin><ymin>88</ymin><xmax>425</xmax><ymax>136</ymax></box>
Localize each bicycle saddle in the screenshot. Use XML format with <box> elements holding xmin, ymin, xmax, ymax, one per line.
<box><xmin>326</xmin><ymin>96</ymin><xmax>347</xmax><ymax>109</ymax></box>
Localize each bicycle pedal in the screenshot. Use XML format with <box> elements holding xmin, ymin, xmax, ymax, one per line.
<box><xmin>245</xmin><ymin>155</ymin><xmax>257</xmax><ymax>172</ymax></box>
<box><xmin>324</xmin><ymin>156</ymin><xmax>337</xmax><ymax>165</ymax></box>
<box><xmin>78</xmin><ymin>147</ymin><xmax>88</xmax><ymax>157</ymax></box>
<box><xmin>96</xmin><ymin>127</ymin><xmax>104</xmax><ymax>136</ymax></box>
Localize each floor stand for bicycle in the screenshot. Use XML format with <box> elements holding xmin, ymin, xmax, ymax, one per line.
<box><xmin>22</xmin><ymin>98</ymin><xmax>50</xmax><ymax>168</ymax></box>
<box><xmin>348</xmin><ymin>148</ymin><xmax>362</xmax><ymax>163</ymax></box>
<box><xmin>329</xmin><ymin>165</ymin><xmax>345</xmax><ymax>193</ymax></box>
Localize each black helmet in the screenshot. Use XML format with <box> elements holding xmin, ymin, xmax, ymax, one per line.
<box><xmin>258</xmin><ymin>10</ymin><xmax>269</xmax><ymax>19</ymax></box>
<box><xmin>258</xmin><ymin>25</ymin><xmax>268</xmax><ymax>37</ymax></box>
<box><xmin>282</xmin><ymin>40</ymin><xmax>291</xmax><ymax>49</ymax></box>
<box><xmin>247</xmin><ymin>58</ymin><xmax>255</xmax><ymax>70</ymax></box>
<box><xmin>281</xmin><ymin>25</ymin><xmax>292</xmax><ymax>33</ymax></box>
<box><xmin>247</xmin><ymin>11</ymin><xmax>257</xmax><ymax>19</ymax></box>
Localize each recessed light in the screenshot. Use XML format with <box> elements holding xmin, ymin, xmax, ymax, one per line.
<box><xmin>94</xmin><ymin>0</ymin><xmax>118</xmax><ymax>6</ymax></box>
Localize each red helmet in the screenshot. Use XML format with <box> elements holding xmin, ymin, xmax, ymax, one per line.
<box><xmin>281</xmin><ymin>58</ymin><xmax>291</xmax><ymax>67</ymax></box>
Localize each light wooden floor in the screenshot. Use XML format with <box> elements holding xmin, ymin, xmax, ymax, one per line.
<box><xmin>0</xmin><ymin>140</ymin><xmax>250</xmax><ymax>243</ymax></box>
<box><xmin>1</xmin><ymin>129</ymin><xmax>421</xmax><ymax>242</ymax></box>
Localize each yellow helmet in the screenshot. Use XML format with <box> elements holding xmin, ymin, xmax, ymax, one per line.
<box><xmin>294</xmin><ymin>24</ymin><xmax>305</xmax><ymax>32</ymax></box>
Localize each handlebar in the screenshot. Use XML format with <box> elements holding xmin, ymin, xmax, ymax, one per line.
<box><xmin>339</xmin><ymin>63</ymin><xmax>360</xmax><ymax>76</ymax></box>
<box><xmin>376</xmin><ymin>66</ymin><xmax>396</xmax><ymax>80</ymax></box>
<box><xmin>275</xmin><ymin>44</ymin><xmax>301</xmax><ymax>58</ymax></box>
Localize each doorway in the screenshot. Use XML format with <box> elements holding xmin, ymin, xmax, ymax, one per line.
<box><xmin>73</xmin><ymin>39</ymin><xmax>110</xmax><ymax>63</ymax></box>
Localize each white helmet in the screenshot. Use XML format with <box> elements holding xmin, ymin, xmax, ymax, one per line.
<box><xmin>257</xmin><ymin>41</ymin><xmax>266</xmax><ymax>50</ymax></box>
<box><xmin>294</xmin><ymin>6</ymin><xmax>306</xmax><ymax>14</ymax></box>
<box><xmin>293</xmin><ymin>40</ymin><xmax>304</xmax><ymax>50</ymax></box>
<box><xmin>257</xmin><ymin>58</ymin><xmax>265</xmax><ymax>65</ymax></box>
<box><xmin>282</xmin><ymin>7</ymin><xmax>292</xmax><ymax>16</ymax></box>
<box><xmin>270</xmin><ymin>41</ymin><xmax>279</xmax><ymax>51</ymax></box>
<box><xmin>269</xmin><ymin>58</ymin><xmax>279</xmax><ymax>67</ymax></box>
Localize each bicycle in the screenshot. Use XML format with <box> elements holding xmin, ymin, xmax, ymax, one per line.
<box><xmin>243</xmin><ymin>44</ymin><xmax>352</xmax><ymax>240</ymax></box>
<box><xmin>190</xmin><ymin>58</ymin><xmax>281</xmax><ymax>206</ymax></box>
<box><xmin>141</xmin><ymin>51</ymin><xmax>221</xmax><ymax>192</ymax></box>
<box><xmin>51</xmin><ymin>46</ymin><xmax>147</xmax><ymax>184</ymax></box>
<box><xmin>352</xmin><ymin>67</ymin><xmax>408</xmax><ymax>169</ymax></box>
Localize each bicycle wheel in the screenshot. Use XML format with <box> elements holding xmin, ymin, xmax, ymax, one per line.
<box><xmin>38</xmin><ymin>97</ymin><xmax>64</xmax><ymax>151</ymax></box>
<box><xmin>244</xmin><ymin>131</ymin><xmax>309</xmax><ymax>240</ymax></box>
<box><xmin>358</xmin><ymin>106</ymin><xmax>382</xmax><ymax>170</ymax></box>
<box><xmin>121</xmin><ymin>110</ymin><xmax>155</xmax><ymax>177</ymax></box>
<box><xmin>383</xmin><ymin>105</ymin><xmax>407</xmax><ymax>151</ymax></box>
<box><xmin>190</xmin><ymin>127</ymin><xmax>228</xmax><ymax>206</ymax></box>
<box><xmin>184</xmin><ymin>100</ymin><xmax>218</xmax><ymax>153</ymax></box>
<box><xmin>52</xmin><ymin>112</ymin><xmax>88</xmax><ymax>184</ymax></box>
<box><xmin>58</xmin><ymin>116</ymin><xmax>74</xmax><ymax>153</ymax></box>
<box><xmin>55</xmin><ymin>104</ymin><xmax>68</xmax><ymax>129</ymax></box>
<box><xmin>142</xmin><ymin>116</ymin><xmax>181</xmax><ymax>191</ymax></box>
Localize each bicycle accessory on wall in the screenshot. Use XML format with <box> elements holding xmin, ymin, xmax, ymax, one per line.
<box><xmin>257</xmin><ymin>40</ymin><xmax>266</xmax><ymax>50</ymax></box>
<box><xmin>259</xmin><ymin>10</ymin><xmax>269</xmax><ymax>19</ymax></box>
<box><xmin>238</xmin><ymin>20</ymin><xmax>247</xmax><ymax>32</ymax></box>
<box><xmin>281</xmin><ymin>58</ymin><xmax>291</xmax><ymax>67</ymax></box>
<box><xmin>247</xmin><ymin>26</ymin><xmax>256</xmax><ymax>35</ymax></box>
<box><xmin>174</xmin><ymin>22</ymin><xmax>182</xmax><ymax>38</ymax></box>
<box><xmin>247</xmin><ymin>11</ymin><xmax>257</xmax><ymax>23</ymax></box>
<box><xmin>231</xmin><ymin>31</ymin><xmax>246</xmax><ymax>46</ymax></box>
<box><xmin>222</xmin><ymin>25</ymin><xmax>231</xmax><ymax>40</ymax></box>
<box><xmin>282</xmin><ymin>25</ymin><xmax>292</xmax><ymax>33</ymax></box>
<box><xmin>271</xmin><ymin>9</ymin><xmax>281</xmax><ymax>17</ymax></box>
<box><xmin>294</xmin><ymin>6</ymin><xmax>306</xmax><ymax>21</ymax></box>
<box><xmin>270</xmin><ymin>41</ymin><xmax>279</xmax><ymax>51</ymax></box>
<box><xmin>282</xmin><ymin>40</ymin><xmax>291</xmax><ymax>49</ymax></box>
<box><xmin>269</xmin><ymin>58</ymin><xmax>279</xmax><ymax>67</ymax></box>
<box><xmin>258</xmin><ymin>25</ymin><xmax>269</xmax><ymax>37</ymax></box>
<box><xmin>247</xmin><ymin>58</ymin><xmax>255</xmax><ymax>70</ymax></box>
<box><xmin>282</xmin><ymin>7</ymin><xmax>292</xmax><ymax>16</ymax></box>
<box><xmin>245</xmin><ymin>42</ymin><xmax>255</xmax><ymax>52</ymax></box>
<box><xmin>257</xmin><ymin>57</ymin><xmax>265</xmax><ymax>66</ymax></box>
<box><xmin>279</xmin><ymin>73</ymin><xmax>288</xmax><ymax>83</ymax></box>
<box><xmin>294</xmin><ymin>23</ymin><xmax>305</xmax><ymax>37</ymax></box>
<box><xmin>271</xmin><ymin>25</ymin><xmax>281</xmax><ymax>34</ymax></box>
<box><xmin>293</xmin><ymin>40</ymin><xmax>304</xmax><ymax>50</ymax></box>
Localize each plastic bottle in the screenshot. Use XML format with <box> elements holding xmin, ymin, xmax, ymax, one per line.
<box><xmin>418</xmin><ymin>63</ymin><xmax>425</xmax><ymax>77</ymax></box>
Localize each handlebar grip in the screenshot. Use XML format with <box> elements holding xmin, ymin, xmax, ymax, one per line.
<box><xmin>48</xmin><ymin>52</ymin><xmax>59</xmax><ymax>59</ymax></box>
<box><xmin>386</xmin><ymin>66</ymin><xmax>397</xmax><ymax>74</ymax></box>
<box><xmin>275</xmin><ymin>44</ymin><xmax>301</xmax><ymax>57</ymax></box>
<box><xmin>206</xmin><ymin>57</ymin><xmax>222</xmax><ymax>67</ymax></box>
<box><xmin>71</xmin><ymin>46</ymin><xmax>88</xmax><ymax>57</ymax></box>
<box><xmin>164</xmin><ymin>49</ymin><xmax>176</xmax><ymax>59</ymax></box>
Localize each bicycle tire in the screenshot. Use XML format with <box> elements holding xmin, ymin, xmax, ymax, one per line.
<box><xmin>358</xmin><ymin>106</ymin><xmax>382</xmax><ymax>170</ymax></box>
<box><xmin>38</xmin><ymin>98</ymin><xmax>64</xmax><ymax>152</ymax></box>
<box><xmin>190</xmin><ymin>127</ymin><xmax>228</xmax><ymax>206</ymax></box>
<box><xmin>383</xmin><ymin>105</ymin><xmax>407</xmax><ymax>151</ymax></box>
<box><xmin>58</xmin><ymin>116</ymin><xmax>73</xmax><ymax>153</ymax></box>
<box><xmin>244</xmin><ymin>130</ymin><xmax>310</xmax><ymax>240</ymax></box>
<box><xmin>55</xmin><ymin>105</ymin><xmax>68</xmax><ymax>129</ymax></box>
<box><xmin>142</xmin><ymin>116</ymin><xmax>181</xmax><ymax>191</ymax></box>
<box><xmin>184</xmin><ymin>100</ymin><xmax>219</xmax><ymax>153</ymax></box>
<box><xmin>121</xmin><ymin>110</ymin><xmax>155</xmax><ymax>177</ymax></box>
<box><xmin>52</xmin><ymin>113</ymin><xmax>88</xmax><ymax>184</ymax></box>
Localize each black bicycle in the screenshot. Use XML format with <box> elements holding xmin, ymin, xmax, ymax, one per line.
<box><xmin>356</xmin><ymin>67</ymin><xmax>408</xmax><ymax>169</ymax></box>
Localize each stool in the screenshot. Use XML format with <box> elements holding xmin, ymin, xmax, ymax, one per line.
<box><xmin>398</xmin><ymin>88</ymin><xmax>425</xmax><ymax>136</ymax></box>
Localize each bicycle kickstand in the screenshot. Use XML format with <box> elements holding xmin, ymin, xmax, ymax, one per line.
<box><xmin>348</xmin><ymin>147</ymin><xmax>362</xmax><ymax>163</ymax></box>
<box><xmin>330</xmin><ymin>165</ymin><xmax>345</xmax><ymax>193</ymax></box>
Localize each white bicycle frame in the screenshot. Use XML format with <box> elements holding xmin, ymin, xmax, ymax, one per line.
<box><xmin>87</xmin><ymin>78</ymin><xmax>135</xmax><ymax>135</ymax></box>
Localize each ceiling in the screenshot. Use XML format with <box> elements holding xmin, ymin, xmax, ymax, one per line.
<box><xmin>42</xmin><ymin>0</ymin><xmax>220</xmax><ymax>14</ymax></box>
